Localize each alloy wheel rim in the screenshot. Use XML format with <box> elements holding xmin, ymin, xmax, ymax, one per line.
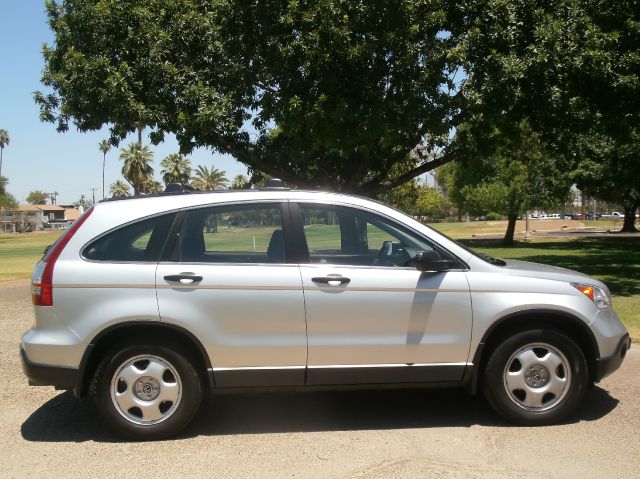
<box><xmin>502</xmin><ymin>343</ymin><xmax>571</xmax><ymax>412</ymax></box>
<box><xmin>110</xmin><ymin>354</ymin><xmax>182</xmax><ymax>425</ymax></box>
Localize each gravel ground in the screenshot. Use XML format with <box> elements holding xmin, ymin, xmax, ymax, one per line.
<box><xmin>2</xmin><ymin>278</ymin><xmax>638</xmax><ymax>478</ymax></box>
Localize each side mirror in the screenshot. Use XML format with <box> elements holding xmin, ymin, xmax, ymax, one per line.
<box><xmin>415</xmin><ymin>250</ymin><xmax>456</xmax><ymax>272</ymax></box>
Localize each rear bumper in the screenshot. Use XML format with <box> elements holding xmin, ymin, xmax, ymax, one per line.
<box><xmin>20</xmin><ymin>346</ymin><xmax>78</xmax><ymax>390</ymax></box>
<box><xmin>595</xmin><ymin>333</ymin><xmax>631</xmax><ymax>382</ymax></box>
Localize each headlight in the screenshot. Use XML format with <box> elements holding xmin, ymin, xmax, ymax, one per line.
<box><xmin>571</xmin><ymin>283</ymin><xmax>612</xmax><ymax>309</ymax></box>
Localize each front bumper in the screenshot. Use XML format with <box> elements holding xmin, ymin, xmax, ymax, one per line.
<box><xmin>20</xmin><ymin>346</ymin><xmax>78</xmax><ymax>390</ymax></box>
<box><xmin>595</xmin><ymin>333</ymin><xmax>631</xmax><ymax>382</ymax></box>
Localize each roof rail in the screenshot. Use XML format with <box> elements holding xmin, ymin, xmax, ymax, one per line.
<box><xmin>260</xmin><ymin>178</ymin><xmax>289</xmax><ymax>190</ymax></box>
<box><xmin>164</xmin><ymin>183</ymin><xmax>198</xmax><ymax>193</ymax></box>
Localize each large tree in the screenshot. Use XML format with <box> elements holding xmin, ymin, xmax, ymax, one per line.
<box><xmin>109</xmin><ymin>180</ymin><xmax>131</xmax><ymax>197</ymax></box>
<box><xmin>191</xmin><ymin>165</ymin><xmax>228</xmax><ymax>191</ymax></box>
<box><xmin>0</xmin><ymin>129</ymin><xmax>9</xmax><ymax>179</ymax></box>
<box><xmin>560</xmin><ymin>1</ymin><xmax>640</xmax><ymax>232</ymax></box>
<box><xmin>119</xmin><ymin>143</ymin><xmax>154</xmax><ymax>195</ymax></box>
<box><xmin>160</xmin><ymin>154</ymin><xmax>192</xmax><ymax>185</ymax></box>
<box><xmin>458</xmin><ymin>0</ymin><xmax>639</xmax><ymax>231</ymax></box>
<box><xmin>36</xmin><ymin>0</ymin><xmax>463</xmax><ymax>195</ymax></box>
<box><xmin>231</xmin><ymin>174</ymin><xmax>249</xmax><ymax>190</ymax></box>
<box><xmin>0</xmin><ymin>176</ymin><xmax>17</xmax><ymax>211</ymax></box>
<box><xmin>439</xmin><ymin>122</ymin><xmax>570</xmax><ymax>245</ymax></box>
<box><xmin>26</xmin><ymin>190</ymin><xmax>49</xmax><ymax>205</ymax></box>
<box><xmin>99</xmin><ymin>139</ymin><xmax>111</xmax><ymax>200</ymax></box>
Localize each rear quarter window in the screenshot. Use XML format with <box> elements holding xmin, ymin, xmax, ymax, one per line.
<box><xmin>83</xmin><ymin>213</ymin><xmax>176</xmax><ymax>262</ymax></box>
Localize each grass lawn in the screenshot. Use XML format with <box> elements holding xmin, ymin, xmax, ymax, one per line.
<box><xmin>0</xmin><ymin>231</ymin><xmax>62</xmax><ymax>281</ymax></box>
<box><xmin>1</xmin><ymin>227</ymin><xmax>638</xmax><ymax>340</ymax></box>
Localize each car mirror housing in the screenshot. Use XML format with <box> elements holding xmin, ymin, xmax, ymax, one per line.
<box><xmin>415</xmin><ymin>250</ymin><xmax>456</xmax><ymax>272</ymax></box>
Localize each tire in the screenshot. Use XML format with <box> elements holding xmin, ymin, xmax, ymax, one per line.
<box><xmin>90</xmin><ymin>341</ymin><xmax>203</xmax><ymax>440</ymax></box>
<box><xmin>482</xmin><ymin>329</ymin><xmax>588</xmax><ymax>425</ymax></box>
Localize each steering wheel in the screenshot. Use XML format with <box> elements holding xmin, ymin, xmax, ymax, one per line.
<box><xmin>374</xmin><ymin>241</ymin><xmax>411</xmax><ymax>267</ymax></box>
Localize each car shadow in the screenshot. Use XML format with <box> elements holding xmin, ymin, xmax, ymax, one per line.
<box><xmin>21</xmin><ymin>386</ymin><xmax>619</xmax><ymax>443</ymax></box>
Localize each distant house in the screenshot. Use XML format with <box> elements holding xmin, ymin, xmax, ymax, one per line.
<box><xmin>0</xmin><ymin>204</ymin><xmax>80</xmax><ymax>233</ymax></box>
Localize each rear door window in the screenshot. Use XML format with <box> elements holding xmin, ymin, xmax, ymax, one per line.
<box><xmin>179</xmin><ymin>204</ymin><xmax>285</xmax><ymax>263</ymax></box>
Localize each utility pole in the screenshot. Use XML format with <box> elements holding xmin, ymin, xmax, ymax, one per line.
<box><xmin>90</xmin><ymin>187</ymin><xmax>98</xmax><ymax>205</ymax></box>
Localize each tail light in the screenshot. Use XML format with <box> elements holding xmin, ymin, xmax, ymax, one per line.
<box><xmin>32</xmin><ymin>206</ymin><xmax>94</xmax><ymax>306</ymax></box>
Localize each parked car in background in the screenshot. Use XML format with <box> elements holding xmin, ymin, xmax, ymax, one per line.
<box><xmin>21</xmin><ymin>182</ymin><xmax>630</xmax><ymax>439</ymax></box>
<box><xmin>601</xmin><ymin>212</ymin><xmax>623</xmax><ymax>219</ymax></box>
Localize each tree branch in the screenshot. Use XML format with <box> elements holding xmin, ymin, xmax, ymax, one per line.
<box><xmin>357</xmin><ymin>153</ymin><xmax>455</xmax><ymax>196</ymax></box>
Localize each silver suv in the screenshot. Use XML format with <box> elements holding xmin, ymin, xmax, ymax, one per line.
<box><xmin>21</xmin><ymin>183</ymin><xmax>630</xmax><ymax>439</ymax></box>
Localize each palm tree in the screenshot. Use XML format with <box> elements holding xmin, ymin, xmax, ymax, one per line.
<box><xmin>0</xmin><ymin>129</ymin><xmax>9</xmax><ymax>179</ymax></box>
<box><xmin>109</xmin><ymin>180</ymin><xmax>131</xmax><ymax>197</ymax></box>
<box><xmin>160</xmin><ymin>154</ymin><xmax>192</xmax><ymax>185</ymax></box>
<box><xmin>119</xmin><ymin>143</ymin><xmax>154</xmax><ymax>195</ymax></box>
<box><xmin>99</xmin><ymin>140</ymin><xmax>112</xmax><ymax>199</ymax></box>
<box><xmin>191</xmin><ymin>165</ymin><xmax>228</xmax><ymax>191</ymax></box>
<box><xmin>231</xmin><ymin>174</ymin><xmax>249</xmax><ymax>189</ymax></box>
<box><xmin>143</xmin><ymin>178</ymin><xmax>164</xmax><ymax>194</ymax></box>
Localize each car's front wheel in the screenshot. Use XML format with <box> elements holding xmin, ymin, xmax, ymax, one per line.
<box><xmin>482</xmin><ymin>329</ymin><xmax>589</xmax><ymax>425</ymax></box>
<box><xmin>91</xmin><ymin>342</ymin><xmax>202</xmax><ymax>440</ymax></box>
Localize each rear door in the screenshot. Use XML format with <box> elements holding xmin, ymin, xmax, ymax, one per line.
<box><xmin>293</xmin><ymin>202</ymin><xmax>472</xmax><ymax>385</ymax></box>
<box><xmin>155</xmin><ymin>201</ymin><xmax>307</xmax><ymax>387</ymax></box>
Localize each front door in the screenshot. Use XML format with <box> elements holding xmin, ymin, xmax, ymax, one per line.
<box><xmin>156</xmin><ymin>202</ymin><xmax>307</xmax><ymax>387</ymax></box>
<box><xmin>294</xmin><ymin>203</ymin><xmax>472</xmax><ymax>385</ymax></box>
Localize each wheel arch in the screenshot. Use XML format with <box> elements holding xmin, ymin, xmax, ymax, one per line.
<box><xmin>75</xmin><ymin>321</ymin><xmax>214</xmax><ymax>397</ymax></box>
<box><xmin>463</xmin><ymin>309</ymin><xmax>599</xmax><ymax>394</ymax></box>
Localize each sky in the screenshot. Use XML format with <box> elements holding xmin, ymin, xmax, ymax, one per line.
<box><xmin>0</xmin><ymin>1</ymin><xmax>248</xmax><ymax>205</ymax></box>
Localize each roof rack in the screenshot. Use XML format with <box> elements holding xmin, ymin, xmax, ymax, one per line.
<box><xmin>164</xmin><ymin>182</ymin><xmax>198</xmax><ymax>193</ymax></box>
<box><xmin>102</xmin><ymin>179</ymin><xmax>291</xmax><ymax>202</ymax></box>
<box><xmin>260</xmin><ymin>178</ymin><xmax>289</xmax><ymax>190</ymax></box>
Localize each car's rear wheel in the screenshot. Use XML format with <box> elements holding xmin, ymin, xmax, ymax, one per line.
<box><xmin>482</xmin><ymin>329</ymin><xmax>588</xmax><ymax>425</ymax></box>
<box><xmin>91</xmin><ymin>342</ymin><xmax>202</xmax><ymax>440</ymax></box>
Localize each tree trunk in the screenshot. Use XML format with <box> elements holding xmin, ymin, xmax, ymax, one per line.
<box><xmin>137</xmin><ymin>124</ymin><xmax>144</xmax><ymax>146</ymax></box>
<box><xmin>0</xmin><ymin>147</ymin><xmax>3</xmax><ymax>178</ymax></box>
<box><xmin>620</xmin><ymin>203</ymin><xmax>639</xmax><ymax>233</ymax></box>
<box><xmin>102</xmin><ymin>153</ymin><xmax>106</xmax><ymax>199</ymax></box>
<box><xmin>502</xmin><ymin>212</ymin><xmax>518</xmax><ymax>246</ymax></box>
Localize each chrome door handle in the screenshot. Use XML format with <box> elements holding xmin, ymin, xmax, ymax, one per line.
<box><xmin>312</xmin><ymin>276</ymin><xmax>351</xmax><ymax>285</ymax></box>
<box><xmin>164</xmin><ymin>273</ymin><xmax>203</xmax><ymax>284</ymax></box>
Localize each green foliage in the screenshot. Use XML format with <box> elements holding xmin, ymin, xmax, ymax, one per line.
<box><xmin>98</xmin><ymin>139</ymin><xmax>111</xmax><ymax>156</ymax></box>
<box><xmin>109</xmin><ymin>180</ymin><xmax>131</xmax><ymax>197</ymax></box>
<box><xmin>144</xmin><ymin>178</ymin><xmax>164</xmax><ymax>194</ymax></box>
<box><xmin>26</xmin><ymin>190</ymin><xmax>48</xmax><ymax>205</ymax></box>
<box><xmin>191</xmin><ymin>165</ymin><xmax>228</xmax><ymax>191</ymax></box>
<box><xmin>119</xmin><ymin>143</ymin><xmax>154</xmax><ymax>195</ymax></box>
<box><xmin>0</xmin><ymin>128</ymin><xmax>8</xmax><ymax>178</ymax></box>
<box><xmin>0</xmin><ymin>130</ymin><xmax>8</xmax><ymax>149</ymax></box>
<box><xmin>36</xmin><ymin>0</ymin><xmax>463</xmax><ymax>195</ymax></box>
<box><xmin>160</xmin><ymin>154</ymin><xmax>192</xmax><ymax>185</ymax></box>
<box><xmin>381</xmin><ymin>180</ymin><xmax>448</xmax><ymax>220</ymax></box>
<box><xmin>0</xmin><ymin>176</ymin><xmax>17</xmax><ymax>210</ymax></box>
<box><xmin>73</xmin><ymin>194</ymin><xmax>92</xmax><ymax>209</ymax></box>
<box><xmin>459</xmin><ymin>0</ymin><xmax>639</xmax><ymax>230</ymax></box>
<box><xmin>231</xmin><ymin>174</ymin><xmax>249</xmax><ymax>190</ymax></box>
<box><xmin>440</xmin><ymin>121</ymin><xmax>570</xmax><ymax>243</ymax></box>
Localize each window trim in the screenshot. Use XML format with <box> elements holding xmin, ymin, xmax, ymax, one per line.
<box><xmin>291</xmin><ymin>201</ymin><xmax>469</xmax><ymax>271</ymax></box>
